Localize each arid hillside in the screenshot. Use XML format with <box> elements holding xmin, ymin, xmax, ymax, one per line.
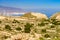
<box><xmin>0</xmin><ymin>12</ymin><xmax>60</xmax><ymax>40</ymax></box>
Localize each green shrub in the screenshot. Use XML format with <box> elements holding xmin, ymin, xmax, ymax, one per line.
<box><xmin>12</xmin><ymin>19</ymin><xmax>20</xmax><ymax>23</ymax></box>
<box><xmin>38</xmin><ymin>23</ymin><xmax>45</xmax><ymax>26</ymax></box>
<box><xmin>16</xmin><ymin>27</ymin><xmax>22</xmax><ymax>31</ymax></box>
<box><xmin>39</xmin><ymin>37</ymin><xmax>44</xmax><ymax>40</ymax></box>
<box><xmin>5</xmin><ymin>25</ymin><xmax>12</xmax><ymax>31</ymax></box>
<box><xmin>41</xmin><ymin>29</ymin><xmax>46</xmax><ymax>33</ymax></box>
<box><xmin>3</xmin><ymin>36</ymin><xmax>9</xmax><ymax>39</ymax></box>
<box><xmin>44</xmin><ymin>34</ymin><xmax>50</xmax><ymax>38</ymax></box>
<box><xmin>0</xmin><ymin>21</ymin><xmax>2</xmax><ymax>24</ymax></box>
<box><xmin>50</xmin><ymin>25</ymin><xmax>55</xmax><ymax>28</ymax></box>
<box><xmin>24</xmin><ymin>23</ymin><xmax>33</xmax><ymax>33</ymax></box>
<box><xmin>51</xmin><ymin>19</ymin><xmax>60</xmax><ymax>25</ymax></box>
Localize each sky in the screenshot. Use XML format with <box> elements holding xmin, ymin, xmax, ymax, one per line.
<box><xmin>0</xmin><ymin>0</ymin><xmax>60</xmax><ymax>9</ymax></box>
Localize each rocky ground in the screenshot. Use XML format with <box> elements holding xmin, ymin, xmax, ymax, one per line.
<box><xmin>0</xmin><ymin>16</ymin><xmax>59</xmax><ymax>40</ymax></box>
<box><xmin>0</xmin><ymin>12</ymin><xmax>60</xmax><ymax>40</ymax></box>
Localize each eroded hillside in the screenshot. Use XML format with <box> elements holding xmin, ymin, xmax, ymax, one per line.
<box><xmin>0</xmin><ymin>12</ymin><xmax>60</xmax><ymax>40</ymax></box>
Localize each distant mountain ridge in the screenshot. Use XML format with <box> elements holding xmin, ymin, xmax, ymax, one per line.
<box><xmin>0</xmin><ymin>6</ymin><xmax>60</xmax><ymax>17</ymax></box>
<box><xmin>0</xmin><ymin>6</ymin><xmax>24</xmax><ymax>12</ymax></box>
<box><xmin>0</xmin><ymin>6</ymin><xmax>25</xmax><ymax>16</ymax></box>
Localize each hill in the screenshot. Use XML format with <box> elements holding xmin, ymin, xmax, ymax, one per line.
<box><xmin>50</xmin><ymin>12</ymin><xmax>60</xmax><ymax>20</ymax></box>
<box><xmin>21</xmin><ymin>12</ymin><xmax>48</xmax><ymax>19</ymax></box>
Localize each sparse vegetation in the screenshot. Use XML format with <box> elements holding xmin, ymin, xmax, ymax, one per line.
<box><xmin>38</xmin><ymin>22</ymin><xmax>45</xmax><ymax>26</ymax></box>
<box><xmin>0</xmin><ymin>21</ymin><xmax>2</xmax><ymax>24</ymax></box>
<box><xmin>16</xmin><ymin>27</ymin><xmax>22</xmax><ymax>31</ymax></box>
<box><xmin>12</xmin><ymin>19</ymin><xmax>20</xmax><ymax>23</ymax></box>
<box><xmin>0</xmin><ymin>12</ymin><xmax>60</xmax><ymax>40</ymax></box>
<box><xmin>39</xmin><ymin>37</ymin><xmax>44</xmax><ymax>40</ymax></box>
<box><xmin>44</xmin><ymin>34</ymin><xmax>50</xmax><ymax>38</ymax></box>
<box><xmin>24</xmin><ymin>23</ymin><xmax>33</xmax><ymax>33</ymax></box>
<box><xmin>5</xmin><ymin>25</ymin><xmax>12</xmax><ymax>31</ymax></box>
<box><xmin>3</xmin><ymin>35</ymin><xmax>9</xmax><ymax>39</ymax></box>
<box><xmin>50</xmin><ymin>25</ymin><xmax>55</xmax><ymax>28</ymax></box>
<box><xmin>41</xmin><ymin>29</ymin><xmax>46</xmax><ymax>33</ymax></box>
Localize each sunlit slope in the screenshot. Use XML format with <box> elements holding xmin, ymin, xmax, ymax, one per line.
<box><xmin>50</xmin><ymin>12</ymin><xmax>60</xmax><ymax>20</ymax></box>
<box><xmin>21</xmin><ymin>12</ymin><xmax>48</xmax><ymax>19</ymax></box>
<box><xmin>0</xmin><ymin>12</ymin><xmax>60</xmax><ymax>40</ymax></box>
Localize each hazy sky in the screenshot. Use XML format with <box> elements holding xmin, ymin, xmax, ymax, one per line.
<box><xmin>0</xmin><ymin>0</ymin><xmax>60</xmax><ymax>9</ymax></box>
